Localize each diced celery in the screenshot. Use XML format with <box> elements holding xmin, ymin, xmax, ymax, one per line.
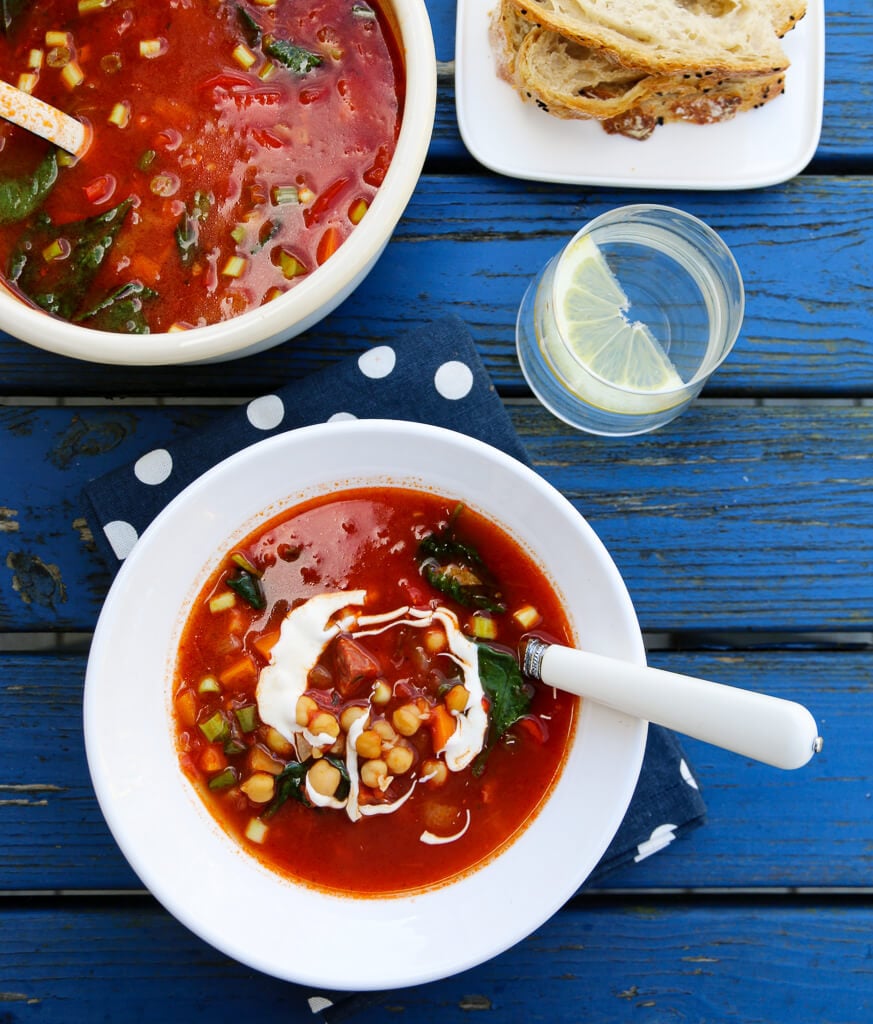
<box><xmin>60</xmin><ymin>61</ymin><xmax>84</xmax><ymax>89</ymax></box>
<box><xmin>199</xmin><ymin>712</ymin><xmax>229</xmax><ymax>744</ymax></box>
<box><xmin>208</xmin><ymin>767</ymin><xmax>238</xmax><ymax>790</ymax></box>
<box><xmin>235</xmin><ymin>705</ymin><xmax>259</xmax><ymax>733</ymax></box>
<box><xmin>469</xmin><ymin>612</ymin><xmax>499</xmax><ymax>640</ymax></box>
<box><xmin>197</xmin><ymin>675</ymin><xmax>221</xmax><ymax>695</ymax></box>
<box><xmin>271</xmin><ymin>185</ymin><xmax>299</xmax><ymax>206</ymax></box>
<box><xmin>209</xmin><ymin>591</ymin><xmax>236</xmax><ymax>613</ymax></box>
<box><xmin>222</xmin><ymin>254</ymin><xmax>247</xmax><ymax>278</ymax></box>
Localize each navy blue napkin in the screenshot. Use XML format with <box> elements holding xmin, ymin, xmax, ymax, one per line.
<box><xmin>83</xmin><ymin>315</ymin><xmax>706</xmax><ymax>1021</ymax></box>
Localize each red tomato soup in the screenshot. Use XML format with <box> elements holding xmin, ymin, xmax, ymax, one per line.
<box><xmin>0</xmin><ymin>0</ymin><xmax>403</xmax><ymax>332</ymax></box>
<box><xmin>173</xmin><ymin>488</ymin><xmax>578</xmax><ymax>896</ymax></box>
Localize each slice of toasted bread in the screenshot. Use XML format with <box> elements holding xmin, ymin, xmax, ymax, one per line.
<box><xmin>511</xmin><ymin>18</ymin><xmax>786</xmax><ymax>137</ymax></box>
<box><xmin>506</xmin><ymin>0</ymin><xmax>803</xmax><ymax>76</ymax></box>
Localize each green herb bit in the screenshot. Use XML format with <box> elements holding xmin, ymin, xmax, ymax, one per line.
<box><xmin>199</xmin><ymin>711</ymin><xmax>230</xmax><ymax>744</ymax></box>
<box><xmin>263</xmin><ymin>36</ymin><xmax>323</xmax><ymax>74</ymax></box>
<box><xmin>0</xmin><ymin>150</ymin><xmax>58</xmax><ymax>225</ymax></box>
<box><xmin>472</xmin><ymin>643</ymin><xmax>534</xmax><ymax>776</ymax></box>
<box><xmin>138</xmin><ymin>149</ymin><xmax>156</xmax><ymax>170</ymax></box>
<box><xmin>223</xmin><ymin>738</ymin><xmax>247</xmax><ymax>756</ymax></box>
<box><xmin>236</xmin><ymin>4</ymin><xmax>261</xmax><ymax>46</ymax></box>
<box><xmin>73</xmin><ymin>279</ymin><xmax>157</xmax><ymax>334</ymax></box>
<box><xmin>416</xmin><ymin>505</ymin><xmax>506</xmax><ymax>614</ymax></box>
<box><xmin>234</xmin><ymin>704</ymin><xmax>259</xmax><ymax>733</ymax></box>
<box><xmin>175</xmin><ymin>190</ymin><xmax>211</xmax><ymax>267</ymax></box>
<box><xmin>265</xmin><ymin>760</ymin><xmax>310</xmax><ymax>816</ymax></box>
<box><xmin>208</xmin><ymin>766</ymin><xmax>238</xmax><ymax>790</ymax></box>
<box><xmin>226</xmin><ymin>568</ymin><xmax>265</xmax><ymax>609</ymax></box>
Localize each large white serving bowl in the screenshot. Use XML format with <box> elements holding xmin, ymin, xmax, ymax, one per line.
<box><xmin>0</xmin><ymin>1</ymin><xmax>436</xmax><ymax>366</ymax></box>
<box><xmin>83</xmin><ymin>420</ymin><xmax>647</xmax><ymax>990</ymax></box>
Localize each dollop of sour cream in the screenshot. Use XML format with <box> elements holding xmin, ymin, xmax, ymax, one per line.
<box><xmin>254</xmin><ymin>590</ymin><xmax>490</xmax><ymax>837</ymax></box>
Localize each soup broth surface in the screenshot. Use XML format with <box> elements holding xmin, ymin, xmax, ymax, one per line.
<box><xmin>173</xmin><ymin>487</ymin><xmax>578</xmax><ymax>895</ymax></box>
<box><xmin>0</xmin><ymin>0</ymin><xmax>403</xmax><ymax>331</ymax></box>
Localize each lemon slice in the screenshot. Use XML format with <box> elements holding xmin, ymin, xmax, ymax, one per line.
<box><xmin>553</xmin><ymin>234</ymin><xmax>683</xmax><ymax>395</ymax></box>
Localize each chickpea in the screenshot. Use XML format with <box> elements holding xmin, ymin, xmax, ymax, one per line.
<box><xmin>309</xmin><ymin>711</ymin><xmax>340</xmax><ymax>740</ymax></box>
<box><xmin>265</xmin><ymin>726</ymin><xmax>294</xmax><ymax>757</ymax></box>
<box><xmin>445</xmin><ymin>684</ymin><xmax>469</xmax><ymax>714</ymax></box>
<box><xmin>307</xmin><ymin>758</ymin><xmax>341</xmax><ymax>798</ymax></box>
<box><xmin>355</xmin><ymin>728</ymin><xmax>383</xmax><ymax>760</ymax></box>
<box><xmin>240</xmin><ymin>771</ymin><xmax>275</xmax><ymax>804</ymax></box>
<box><xmin>370</xmin><ymin>679</ymin><xmax>392</xmax><ymax>705</ymax></box>
<box><xmin>296</xmin><ymin>694</ymin><xmax>318</xmax><ymax>727</ymax></box>
<box><xmin>248</xmin><ymin>745</ymin><xmax>284</xmax><ymax>775</ymax></box>
<box><xmin>392</xmin><ymin>702</ymin><xmax>422</xmax><ymax>737</ymax></box>
<box><xmin>340</xmin><ymin>705</ymin><xmax>368</xmax><ymax>734</ymax></box>
<box><xmin>372</xmin><ymin>719</ymin><xmax>397</xmax><ymax>744</ymax></box>
<box><xmin>421</xmin><ymin>758</ymin><xmax>448</xmax><ymax>786</ymax></box>
<box><xmin>386</xmin><ymin>744</ymin><xmax>414</xmax><ymax>775</ymax></box>
<box><xmin>360</xmin><ymin>758</ymin><xmax>390</xmax><ymax>790</ymax></box>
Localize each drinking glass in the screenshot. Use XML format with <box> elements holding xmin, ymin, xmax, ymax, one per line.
<box><xmin>515</xmin><ymin>204</ymin><xmax>744</xmax><ymax>436</ymax></box>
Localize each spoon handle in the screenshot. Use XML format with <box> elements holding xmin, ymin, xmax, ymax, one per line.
<box><xmin>523</xmin><ymin>639</ymin><xmax>822</xmax><ymax>770</ymax></box>
<box><xmin>0</xmin><ymin>79</ymin><xmax>89</xmax><ymax>156</ymax></box>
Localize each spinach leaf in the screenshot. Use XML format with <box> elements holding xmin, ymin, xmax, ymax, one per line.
<box><xmin>226</xmin><ymin>568</ymin><xmax>265</xmax><ymax>609</ymax></box>
<box><xmin>263</xmin><ymin>36</ymin><xmax>323</xmax><ymax>74</ymax></box>
<box><xmin>236</xmin><ymin>4</ymin><xmax>261</xmax><ymax>47</ymax></box>
<box><xmin>1</xmin><ymin>0</ymin><xmax>31</xmax><ymax>35</ymax></box>
<box><xmin>175</xmin><ymin>190</ymin><xmax>211</xmax><ymax>267</ymax></box>
<box><xmin>265</xmin><ymin>760</ymin><xmax>310</xmax><ymax>816</ymax></box>
<box><xmin>473</xmin><ymin>643</ymin><xmax>533</xmax><ymax>775</ymax></box>
<box><xmin>9</xmin><ymin>198</ymin><xmax>132</xmax><ymax>319</ymax></box>
<box><xmin>74</xmin><ymin>280</ymin><xmax>157</xmax><ymax>334</ymax></box>
<box><xmin>325</xmin><ymin>755</ymin><xmax>351</xmax><ymax>802</ymax></box>
<box><xmin>416</xmin><ymin>505</ymin><xmax>506</xmax><ymax>613</ymax></box>
<box><xmin>0</xmin><ymin>150</ymin><xmax>57</xmax><ymax>225</ymax></box>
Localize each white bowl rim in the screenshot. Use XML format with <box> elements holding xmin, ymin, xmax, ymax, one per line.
<box><xmin>83</xmin><ymin>420</ymin><xmax>647</xmax><ymax>990</ymax></box>
<box><xmin>0</xmin><ymin>0</ymin><xmax>437</xmax><ymax>366</ymax></box>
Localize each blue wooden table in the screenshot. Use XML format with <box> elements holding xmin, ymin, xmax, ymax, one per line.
<box><xmin>1</xmin><ymin>2</ymin><xmax>871</xmax><ymax>1021</ymax></box>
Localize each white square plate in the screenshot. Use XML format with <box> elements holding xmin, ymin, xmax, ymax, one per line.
<box><xmin>455</xmin><ymin>0</ymin><xmax>824</xmax><ymax>190</ymax></box>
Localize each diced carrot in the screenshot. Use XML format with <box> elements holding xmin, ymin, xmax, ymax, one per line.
<box><xmin>218</xmin><ymin>655</ymin><xmax>258</xmax><ymax>688</ymax></box>
<box><xmin>429</xmin><ymin>704</ymin><xmax>456</xmax><ymax>754</ymax></box>
<box><xmin>199</xmin><ymin>745</ymin><xmax>227</xmax><ymax>773</ymax></box>
<box><xmin>252</xmin><ymin>629</ymin><xmax>281</xmax><ymax>660</ymax></box>
<box><xmin>316</xmin><ymin>225</ymin><xmax>342</xmax><ymax>265</ymax></box>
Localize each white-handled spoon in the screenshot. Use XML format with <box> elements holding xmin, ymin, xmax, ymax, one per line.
<box><xmin>0</xmin><ymin>79</ymin><xmax>90</xmax><ymax>156</ymax></box>
<box><xmin>521</xmin><ymin>637</ymin><xmax>822</xmax><ymax>770</ymax></box>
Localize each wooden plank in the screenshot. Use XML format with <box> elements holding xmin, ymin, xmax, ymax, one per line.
<box><xmin>2</xmin><ymin>402</ymin><xmax>871</xmax><ymax>634</ymax></box>
<box><xmin>2</xmin><ymin>898</ymin><xmax>871</xmax><ymax>1022</ymax></box>
<box><xmin>0</xmin><ymin>174</ymin><xmax>870</xmax><ymax>396</ymax></box>
<box><xmin>0</xmin><ymin>650</ymin><xmax>867</xmax><ymax>892</ymax></box>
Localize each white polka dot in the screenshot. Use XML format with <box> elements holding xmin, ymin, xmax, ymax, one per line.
<box><xmin>327</xmin><ymin>411</ymin><xmax>357</xmax><ymax>422</ymax></box>
<box><xmin>634</xmin><ymin>823</ymin><xmax>678</xmax><ymax>863</ymax></box>
<box><xmin>679</xmin><ymin>758</ymin><xmax>699</xmax><ymax>790</ymax></box>
<box><xmin>247</xmin><ymin>394</ymin><xmax>285</xmax><ymax>431</ymax></box>
<box><xmin>134</xmin><ymin>448</ymin><xmax>173</xmax><ymax>486</ymax></box>
<box><xmin>103</xmin><ymin>520</ymin><xmax>139</xmax><ymax>560</ymax></box>
<box><xmin>357</xmin><ymin>345</ymin><xmax>396</xmax><ymax>379</ymax></box>
<box><xmin>434</xmin><ymin>360</ymin><xmax>474</xmax><ymax>400</ymax></box>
